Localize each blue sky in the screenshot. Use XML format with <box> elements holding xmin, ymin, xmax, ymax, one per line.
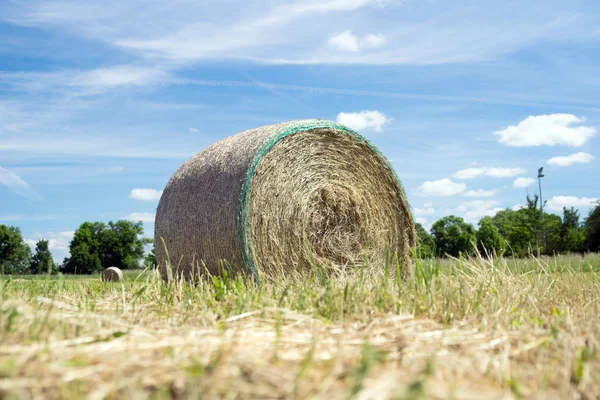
<box><xmin>1</xmin><ymin>0</ymin><xmax>599</xmax><ymax>261</ymax></box>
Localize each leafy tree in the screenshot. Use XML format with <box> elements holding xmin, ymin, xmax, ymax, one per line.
<box><xmin>476</xmin><ymin>217</ymin><xmax>505</xmax><ymax>255</ymax></box>
<box><xmin>561</xmin><ymin>207</ymin><xmax>586</xmax><ymax>253</ymax></box>
<box><xmin>29</xmin><ymin>239</ymin><xmax>58</xmax><ymax>274</ymax></box>
<box><xmin>492</xmin><ymin>209</ymin><xmax>533</xmax><ymax>257</ymax></box>
<box><xmin>491</xmin><ymin>195</ymin><xmax>564</xmax><ymax>257</ymax></box>
<box><xmin>62</xmin><ymin>220</ymin><xmax>151</xmax><ymax>274</ymax></box>
<box><xmin>587</xmin><ymin>202</ymin><xmax>600</xmax><ymax>252</ymax></box>
<box><xmin>543</xmin><ymin>213</ymin><xmax>563</xmax><ymax>255</ymax></box>
<box><xmin>101</xmin><ymin>220</ymin><xmax>149</xmax><ymax>269</ymax></box>
<box><xmin>414</xmin><ymin>223</ymin><xmax>434</xmax><ymax>258</ymax></box>
<box><xmin>431</xmin><ymin>216</ymin><xmax>476</xmax><ymax>257</ymax></box>
<box><xmin>0</xmin><ymin>224</ymin><xmax>31</xmax><ymax>275</ymax></box>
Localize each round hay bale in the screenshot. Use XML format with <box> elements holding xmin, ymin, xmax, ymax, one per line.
<box><xmin>155</xmin><ymin>119</ymin><xmax>415</xmax><ymax>282</ymax></box>
<box><xmin>101</xmin><ymin>267</ymin><xmax>123</xmax><ymax>282</ymax></box>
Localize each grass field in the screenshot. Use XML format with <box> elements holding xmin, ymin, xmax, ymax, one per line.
<box><xmin>0</xmin><ymin>254</ymin><xmax>599</xmax><ymax>399</ymax></box>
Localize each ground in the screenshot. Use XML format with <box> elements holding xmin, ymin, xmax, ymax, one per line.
<box><xmin>0</xmin><ymin>254</ymin><xmax>599</xmax><ymax>399</ymax></box>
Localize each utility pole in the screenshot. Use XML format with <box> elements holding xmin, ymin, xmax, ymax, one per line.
<box><xmin>538</xmin><ymin>167</ymin><xmax>546</xmax><ymax>249</ymax></box>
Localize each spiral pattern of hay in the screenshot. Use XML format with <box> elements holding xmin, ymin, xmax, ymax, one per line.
<box><xmin>101</xmin><ymin>267</ymin><xmax>123</xmax><ymax>282</ymax></box>
<box><xmin>155</xmin><ymin>119</ymin><xmax>415</xmax><ymax>281</ymax></box>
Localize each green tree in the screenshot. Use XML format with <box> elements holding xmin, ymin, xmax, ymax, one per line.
<box><xmin>0</xmin><ymin>225</ymin><xmax>31</xmax><ymax>275</ymax></box>
<box><xmin>431</xmin><ymin>216</ymin><xmax>476</xmax><ymax>257</ymax></box>
<box><xmin>29</xmin><ymin>239</ymin><xmax>58</xmax><ymax>274</ymax></box>
<box><xmin>414</xmin><ymin>223</ymin><xmax>434</xmax><ymax>259</ymax></box>
<box><xmin>62</xmin><ymin>220</ymin><xmax>151</xmax><ymax>274</ymax></box>
<box><xmin>101</xmin><ymin>220</ymin><xmax>149</xmax><ymax>269</ymax></box>
<box><xmin>586</xmin><ymin>202</ymin><xmax>600</xmax><ymax>252</ymax></box>
<box><xmin>492</xmin><ymin>209</ymin><xmax>533</xmax><ymax>257</ymax></box>
<box><xmin>561</xmin><ymin>207</ymin><xmax>586</xmax><ymax>253</ymax></box>
<box><xmin>476</xmin><ymin>217</ymin><xmax>505</xmax><ymax>255</ymax></box>
<box><xmin>492</xmin><ymin>195</ymin><xmax>560</xmax><ymax>257</ymax></box>
<box><xmin>543</xmin><ymin>213</ymin><xmax>563</xmax><ymax>255</ymax></box>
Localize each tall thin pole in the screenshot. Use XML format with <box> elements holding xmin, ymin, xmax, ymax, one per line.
<box><xmin>538</xmin><ymin>167</ymin><xmax>546</xmax><ymax>249</ymax></box>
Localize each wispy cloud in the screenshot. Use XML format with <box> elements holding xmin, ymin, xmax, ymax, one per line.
<box><xmin>0</xmin><ymin>165</ymin><xmax>40</xmax><ymax>199</ymax></box>
<box><xmin>453</xmin><ymin>167</ymin><xmax>525</xmax><ymax>180</ymax></box>
<box><xmin>0</xmin><ymin>214</ymin><xmax>62</xmax><ymax>222</ymax></box>
<box><xmin>495</xmin><ymin>114</ymin><xmax>597</xmax><ymax>147</ymax></box>
<box><xmin>547</xmin><ymin>152</ymin><xmax>595</xmax><ymax>166</ymax></box>
<box><xmin>97</xmin><ymin>166</ymin><xmax>124</xmax><ymax>173</ymax></box>
<box><xmin>1</xmin><ymin>1</ymin><xmax>590</xmax><ymax>65</ymax></box>
<box><xmin>0</xmin><ymin>65</ymin><xmax>169</xmax><ymax>94</ymax></box>
<box><xmin>170</xmin><ymin>78</ymin><xmax>600</xmax><ymax>110</ymax></box>
<box><xmin>463</xmin><ymin>189</ymin><xmax>497</xmax><ymax>197</ymax></box>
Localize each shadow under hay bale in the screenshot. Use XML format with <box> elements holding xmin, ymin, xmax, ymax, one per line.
<box><xmin>155</xmin><ymin>119</ymin><xmax>415</xmax><ymax>282</ymax></box>
<box><xmin>101</xmin><ymin>267</ymin><xmax>123</xmax><ymax>282</ymax></box>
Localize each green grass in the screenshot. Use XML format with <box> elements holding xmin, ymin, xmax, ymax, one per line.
<box><xmin>0</xmin><ymin>254</ymin><xmax>599</xmax><ymax>399</ymax></box>
<box><xmin>6</xmin><ymin>269</ymin><xmax>146</xmax><ymax>281</ymax></box>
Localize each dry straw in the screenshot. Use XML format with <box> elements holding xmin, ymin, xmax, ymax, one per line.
<box><xmin>155</xmin><ymin>119</ymin><xmax>415</xmax><ymax>281</ymax></box>
<box><xmin>101</xmin><ymin>267</ymin><xmax>123</xmax><ymax>282</ymax></box>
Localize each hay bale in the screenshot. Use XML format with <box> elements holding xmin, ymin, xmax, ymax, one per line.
<box><xmin>155</xmin><ymin>119</ymin><xmax>415</xmax><ymax>281</ymax></box>
<box><xmin>101</xmin><ymin>267</ymin><xmax>123</xmax><ymax>282</ymax></box>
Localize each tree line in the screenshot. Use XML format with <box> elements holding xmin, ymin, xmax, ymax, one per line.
<box><xmin>416</xmin><ymin>196</ymin><xmax>600</xmax><ymax>258</ymax></box>
<box><xmin>0</xmin><ymin>220</ymin><xmax>152</xmax><ymax>275</ymax></box>
<box><xmin>1</xmin><ymin>197</ymin><xmax>599</xmax><ymax>274</ymax></box>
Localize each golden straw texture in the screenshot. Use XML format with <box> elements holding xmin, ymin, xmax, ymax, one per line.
<box><xmin>101</xmin><ymin>267</ymin><xmax>123</xmax><ymax>282</ymax></box>
<box><xmin>155</xmin><ymin>119</ymin><xmax>414</xmax><ymax>281</ymax></box>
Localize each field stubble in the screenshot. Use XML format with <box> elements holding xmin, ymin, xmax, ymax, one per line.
<box><xmin>0</xmin><ymin>254</ymin><xmax>598</xmax><ymax>399</ymax></box>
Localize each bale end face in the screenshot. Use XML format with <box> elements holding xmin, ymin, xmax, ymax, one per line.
<box><xmin>101</xmin><ymin>267</ymin><xmax>123</xmax><ymax>282</ymax></box>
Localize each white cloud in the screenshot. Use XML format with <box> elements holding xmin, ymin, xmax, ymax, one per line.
<box><xmin>415</xmin><ymin>217</ymin><xmax>431</xmax><ymax>230</ymax></box>
<box><xmin>457</xmin><ymin>200</ymin><xmax>503</xmax><ymax>223</ymax></box>
<box><xmin>362</xmin><ymin>33</ymin><xmax>386</xmax><ymax>48</ymax></box>
<box><xmin>463</xmin><ymin>189</ymin><xmax>497</xmax><ymax>197</ymax></box>
<box><xmin>546</xmin><ymin>196</ymin><xmax>599</xmax><ymax>211</ymax></box>
<box><xmin>413</xmin><ymin>207</ymin><xmax>435</xmax><ymax>216</ymax></box>
<box><xmin>336</xmin><ymin>110</ymin><xmax>391</xmax><ymax>132</ymax></box>
<box><xmin>453</xmin><ymin>167</ymin><xmax>525</xmax><ymax>179</ymax></box>
<box><xmin>416</xmin><ymin>179</ymin><xmax>466</xmax><ymax>197</ymax></box>
<box><xmin>512</xmin><ymin>204</ymin><xmax>524</xmax><ymax>211</ymax></box>
<box><xmin>547</xmin><ymin>152</ymin><xmax>594</xmax><ymax>166</ymax></box>
<box><xmin>25</xmin><ymin>231</ymin><xmax>75</xmax><ymax>262</ymax></box>
<box><xmin>1</xmin><ymin>65</ymin><xmax>169</xmax><ymax>93</ymax></box>
<box><xmin>126</xmin><ymin>212</ymin><xmax>156</xmax><ymax>223</ymax></box>
<box><xmin>495</xmin><ymin>114</ymin><xmax>597</xmax><ymax>147</ymax></box>
<box><xmin>328</xmin><ymin>31</ymin><xmax>386</xmax><ymax>52</ymax></box>
<box><xmin>4</xmin><ymin>0</ymin><xmax>583</xmax><ymax>65</ymax></box>
<box><xmin>0</xmin><ymin>165</ymin><xmax>29</xmax><ymax>188</ymax></box>
<box><xmin>189</xmin><ymin>128</ymin><xmax>199</xmax><ymax>133</ymax></box>
<box><xmin>0</xmin><ymin>99</ymin><xmax>195</xmax><ymax>159</ymax></box>
<box><xmin>130</xmin><ymin>188</ymin><xmax>163</xmax><ymax>201</ymax></box>
<box><xmin>424</xmin><ymin>202</ymin><xmax>433</xmax><ymax>207</ymax></box>
<box><xmin>513</xmin><ymin>177</ymin><xmax>536</xmax><ymax>188</ymax></box>
<box><xmin>77</xmin><ymin>65</ymin><xmax>168</xmax><ymax>88</ymax></box>
<box><xmin>0</xmin><ymin>165</ymin><xmax>40</xmax><ymax>199</ymax></box>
